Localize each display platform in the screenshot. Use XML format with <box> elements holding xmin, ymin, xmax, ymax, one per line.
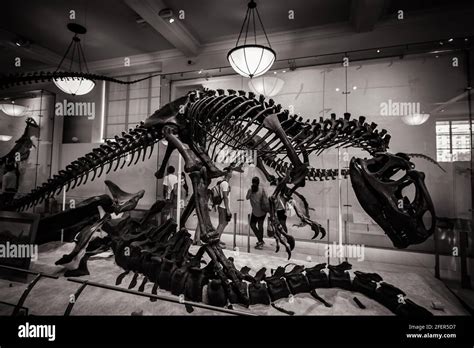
<box><xmin>0</xmin><ymin>241</ymin><xmax>468</xmax><ymax>316</ymax></box>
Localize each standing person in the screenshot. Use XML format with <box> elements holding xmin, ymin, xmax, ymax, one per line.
<box><xmin>275</xmin><ymin>192</ymin><xmax>289</xmax><ymax>234</ymax></box>
<box><xmin>1</xmin><ymin>164</ymin><xmax>18</xmax><ymax>203</ymax></box>
<box><xmin>162</xmin><ymin>166</ymin><xmax>178</xmax><ymax>223</ymax></box>
<box><xmin>246</xmin><ymin>177</ymin><xmax>269</xmax><ymax>250</ymax></box>
<box><xmin>215</xmin><ymin>169</ymin><xmax>232</xmax><ymax>248</ymax></box>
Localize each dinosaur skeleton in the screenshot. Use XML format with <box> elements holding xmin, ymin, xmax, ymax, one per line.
<box><xmin>0</xmin><ymin>87</ymin><xmax>437</xmax><ymax>315</ymax></box>
<box><xmin>0</xmin><ymin>117</ymin><xmax>39</xmax><ymax>166</ymax></box>
<box><xmin>2</xmin><ymin>88</ymin><xmax>435</xmax><ymax>250</ymax></box>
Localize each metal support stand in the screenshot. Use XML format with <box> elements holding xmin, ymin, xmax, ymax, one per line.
<box><xmin>0</xmin><ymin>265</ymin><xmax>58</xmax><ymax>316</ymax></box>
<box><xmin>64</xmin><ymin>280</ymin><xmax>89</xmax><ymax>316</ymax></box>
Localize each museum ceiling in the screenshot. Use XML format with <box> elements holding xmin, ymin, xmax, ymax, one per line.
<box><xmin>0</xmin><ymin>0</ymin><xmax>473</xmax><ymax>74</ymax></box>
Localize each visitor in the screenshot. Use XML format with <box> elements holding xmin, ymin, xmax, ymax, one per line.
<box><xmin>215</xmin><ymin>169</ymin><xmax>232</xmax><ymax>248</ymax></box>
<box><xmin>275</xmin><ymin>192</ymin><xmax>289</xmax><ymax>234</ymax></box>
<box><xmin>246</xmin><ymin>176</ymin><xmax>269</xmax><ymax>250</ymax></box>
<box><xmin>162</xmin><ymin>166</ymin><xmax>178</xmax><ymax>223</ymax></box>
<box><xmin>1</xmin><ymin>163</ymin><xmax>17</xmax><ymax>203</ymax></box>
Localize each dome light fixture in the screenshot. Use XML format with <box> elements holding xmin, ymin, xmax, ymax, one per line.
<box><xmin>0</xmin><ymin>135</ymin><xmax>13</xmax><ymax>141</ymax></box>
<box><xmin>0</xmin><ymin>100</ymin><xmax>28</xmax><ymax>117</ymax></box>
<box><xmin>401</xmin><ymin>113</ymin><xmax>430</xmax><ymax>126</ymax></box>
<box><xmin>227</xmin><ymin>0</ymin><xmax>275</xmax><ymax>78</ymax></box>
<box><xmin>53</xmin><ymin>23</ymin><xmax>95</xmax><ymax>96</ymax></box>
<box><xmin>248</xmin><ymin>76</ymin><xmax>284</xmax><ymax>97</ymax></box>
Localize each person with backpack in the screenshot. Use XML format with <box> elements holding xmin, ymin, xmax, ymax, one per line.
<box><xmin>246</xmin><ymin>176</ymin><xmax>269</xmax><ymax>250</ymax></box>
<box><xmin>213</xmin><ymin>169</ymin><xmax>233</xmax><ymax>248</ymax></box>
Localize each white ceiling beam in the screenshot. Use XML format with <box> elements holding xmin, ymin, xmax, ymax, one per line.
<box><xmin>0</xmin><ymin>28</ymin><xmax>73</xmax><ymax>68</ymax></box>
<box><xmin>350</xmin><ymin>0</ymin><xmax>389</xmax><ymax>32</ymax></box>
<box><xmin>124</xmin><ymin>0</ymin><xmax>200</xmax><ymax>57</ymax></box>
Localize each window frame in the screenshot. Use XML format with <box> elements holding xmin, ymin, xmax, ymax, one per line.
<box><xmin>436</xmin><ymin>119</ymin><xmax>473</xmax><ymax>162</ymax></box>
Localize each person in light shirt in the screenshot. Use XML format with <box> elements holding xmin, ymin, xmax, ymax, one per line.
<box><xmin>215</xmin><ymin>169</ymin><xmax>233</xmax><ymax>248</ymax></box>
<box><xmin>162</xmin><ymin>166</ymin><xmax>178</xmax><ymax>223</ymax></box>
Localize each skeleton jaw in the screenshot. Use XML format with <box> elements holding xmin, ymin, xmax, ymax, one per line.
<box><xmin>349</xmin><ymin>153</ymin><xmax>435</xmax><ymax>249</ymax></box>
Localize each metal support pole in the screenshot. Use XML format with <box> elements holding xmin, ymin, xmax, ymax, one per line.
<box><xmin>327</xmin><ymin>218</ymin><xmax>330</xmax><ymax>265</ymax></box>
<box><xmin>0</xmin><ymin>265</ymin><xmax>59</xmax><ymax>317</ymax></box>
<box><xmin>337</xmin><ymin>148</ymin><xmax>343</xmax><ymax>264</ymax></box>
<box><xmin>233</xmin><ymin>212</ymin><xmax>237</xmax><ymax>250</ymax></box>
<box><xmin>12</xmin><ymin>273</ymin><xmax>42</xmax><ymax>316</ymax></box>
<box><xmin>61</xmin><ymin>185</ymin><xmax>66</xmax><ymax>242</ymax></box>
<box><xmin>344</xmin><ymin>220</ymin><xmax>348</xmax><ymax>262</ymax></box>
<box><xmin>176</xmin><ymin>154</ymin><xmax>182</xmax><ymax>230</ymax></box>
<box><xmin>67</xmin><ymin>278</ymin><xmax>255</xmax><ymax>316</ymax></box>
<box><xmin>64</xmin><ymin>281</ymin><xmax>89</xmax><ymax>316</ymax></box>
<box><xmin>247</xmin><ymin>213</ymin><xmax>251</xmax><ymax>253</ymax></box>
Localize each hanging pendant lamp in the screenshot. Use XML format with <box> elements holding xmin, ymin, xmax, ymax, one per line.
<box><xmin>0</xmin><ymin>100</ymin><xmax>28</xmax><ymax>117</ymax></box>
<box><xmin>53</xmin><ymin>23</ymin><xmax>95</xmax><ymax>96</ymax></box>
<box><xmin>248</xmin><ymin>76</ymin><xmax>284</xmax><ymax>97</ymax></box>
<box><xmin>227</xmin><ymin>0</ymin><xmax>276</xmax><ymax>78</ymax></box>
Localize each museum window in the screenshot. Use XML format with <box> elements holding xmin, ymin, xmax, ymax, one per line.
<box><xmin>436</xmin><ymin>120</ymin><xmax>473</xmax><ymax>162</ymax></box>
<box><xmin>104</xmin><ymin>73</ymin><xmax>160</xmax><ymax>139</ymax></box>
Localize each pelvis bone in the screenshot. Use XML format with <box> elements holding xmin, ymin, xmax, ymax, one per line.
<box><xmin>350</xmin><ymin>152</ymin><xmax>435</xmax><ymax>249</ymax></box>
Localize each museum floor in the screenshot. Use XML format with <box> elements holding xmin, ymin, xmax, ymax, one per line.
<box><xmin>0</xmin><ymin>234</ymin><xmax>469</xmax><ymax>316</ymax></box>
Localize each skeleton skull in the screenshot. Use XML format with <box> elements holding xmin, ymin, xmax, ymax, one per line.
<box><xmin>350</xmin><ymin>152</ymin><xmax>435</xmax><ymax>249</ymax></box>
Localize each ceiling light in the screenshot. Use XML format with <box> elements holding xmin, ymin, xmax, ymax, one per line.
<box><xmin>248</xmin><ymin>76</ymin><xmax>285</xmax><ymax>97</ymax></box>
<box><xmin>0</xmin><ymin>135</ymin><xmax>13</xmax><ymax>142</ymax></box>
<box><xmin>53</xmin><ymin>23</ymin><xmax>95</xmax><ymax>96</ymax></box>
<box><xmin>159</xmin><ymin>8</ymin><xmax>174</xmax><ymax>22</ymax></box>
<box><xmin>14</xmin><ymin>38</ymin><xmax>31</xmax><ymax>47</ymax></box>
<box><xmin>0</xmin><ymin>101</ymin><xmax>28</xmax><ymax>117</ymax></box>
<box><xmin>376</xmin><ymin>49</ymin><xmax>380</xmax><ymax>53</ymax></box>
<box><xmin>227</xmin><ymin>0</ymin><xmax>275</xmax><ymax>78</ymax></box>
<box><xmin>335</xmin><ymin>88</ymin><xmax>340</xmax><ymax>92</ymax></box>
<box><xmin>401</xmin><ymin>113</ymin><xmax>430</xmax><ymax>126</ymax></box>
<box><xmin>448</xmin><ymin>38</ymin><xmax>453</xmax><ymax>42</ymax></box>
<box><xmin>352</xmin><ymin>86</ymin><xmax>357</xmax><ymax>90</ymax></box>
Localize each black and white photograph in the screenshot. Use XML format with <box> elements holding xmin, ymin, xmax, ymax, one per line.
<box><xmin>0</xmin><ymin>0</ymin><xmax>474</xmax><ymax>346</ymax></box>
